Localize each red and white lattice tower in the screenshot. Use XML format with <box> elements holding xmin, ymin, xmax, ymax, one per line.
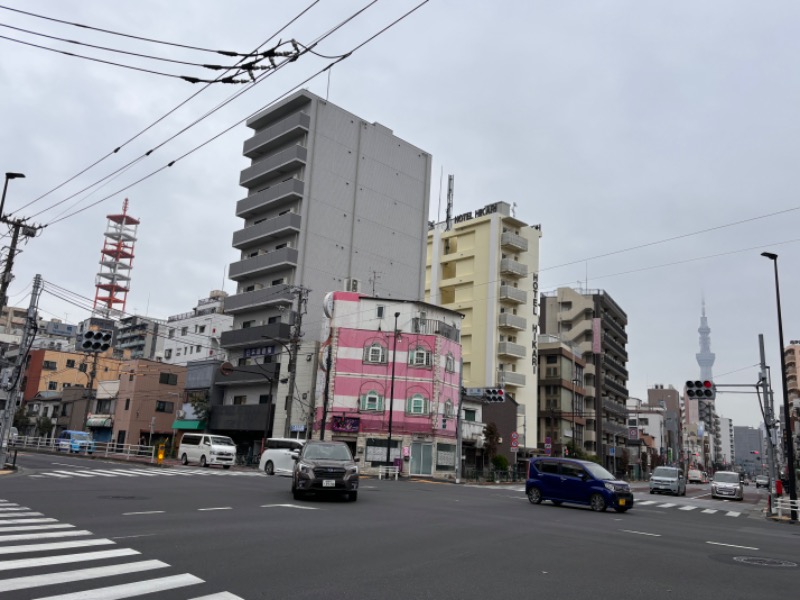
<box><xmin>93</xmin><ymin>198</ymin><xmax>140</xmax><ymax>318</ymax></box>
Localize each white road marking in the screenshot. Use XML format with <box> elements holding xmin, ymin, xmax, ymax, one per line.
<box><xmin>0</xmin><ymin>507</ymin><xmax>29</xmax><ymax>512</ymax></box>
<box><xmin>702</xmin><ymin>509</ymin><xmax>718</xmax><ymax>514</ymax></box>
<box><xmin>260</xmin><ymin>504</ymin><xmax>320</xmax><ymax>510</ymax></box>
<box><xmin>707</xmin><ymin>541</ymin><xmax>759</xmax><ymax>550</ymax></box>
<box><xmin>0</xmin><ymin>518</ymin><xmax>58</xmax><ymax>525</ymax></box>
<box><xmin>90</xmin><ymin>470</ymin><xmax>135</xmax><ymax>477</ymax></box>
<box><xmin>725</xmin><ymin>511</ymin><xmax>742</xmax><ymax>517</ymax></box>
<box><xmin>109</xmin><ymin>469</ymin><xmax>157</xmax><ymax>477</ymax></box>
<box><xmin>0</xmin><ymin>538</ymin><xmax>114</xmax><ymax>555</ymax></box>
<box><xmin>0</xmin><ymin>524</ymin><xmax>73</xmax><ymax>533</ymax></box>
<box><xmin>198</xmin><ymin>507</ymin><xmax>232</xmax><ymax>512</ymax></box>
<box><xmin>0</xmin><ymin>530</ymin><xmax>92</xmax><ymax>542</ymax></box>
<box><xmin>34</xmin><ymin>573</ymin><xmax>204</xmax><ymax>600</ymax></box>
<box><xmin>109</xmin><ymin>534</ymin><xmax>157</xmax><ymax>540</ymax></box>
<box><xmin>0</xmin><ymin>512</ymin><xmax>44</xmax><ymax>519</ymax></box>
<box><xmin>657</xmin><ymin>503</ymin><xmax>677</xmax><ymax>508</ymax></box>
<box><xmin>0</xmin><ymin>548</ymin><xmax>139</xmax><ymax>571</ymax></box>
<box><xmin>122</xmin><ymin>511</ymin><xmax>165</xmax><ymax>516</ymax></box>
<box><xmin>74</xmin><ymin>470</ymin><xmax>117</xmax><ymax>477</ymax></box>
<box><xmin>679</xmin><ymin>506</ymin><xmax>698</xmax><ymax>511</ymax></box>
<box><xmin>189</xmin><ymin>592</ymin><xmax>246</xmax><ymax>600</ymax></box>
<box><xmin>39</xmin><ymin>472</ymin><xmax>71</xmax><ymax>478</ymax></box>
<box><xmin>621</xmin><ymin>529</ymin><xmax>662</xmax><ymax>537</ymax></box>
<box><xmin>637</xmin><ymin>500</ymin><xmax>657</xmax><ymax>505</ymax></box>
<box><xmin>0</xmin><ymin>559</ymin><xmax>167</xmax><ymax>592</ymax></box>
<box><xmin>51</xmin><ymin>470</ymin><xmax>95</xmax><ymax>478</ymax></box>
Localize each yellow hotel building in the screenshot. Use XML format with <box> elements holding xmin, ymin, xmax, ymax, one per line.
<box><xmin>426</xmin><ymin>200</ymin><xmax>542</xmax><ymax>450</ymax></box>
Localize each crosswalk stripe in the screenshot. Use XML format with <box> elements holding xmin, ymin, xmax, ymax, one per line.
<box><xmin>0</xmin><ymin>538</ymin><xmax>114</xmax><ymax>555</ymax></box>
<box><xmin>725</xmin><ymin>511</ymin><xmax>741</xmax><ymax>517</ymax></box>
<box><xmin>637</xmin><ymin>500</ymin><xmax>657</xmax><ymax>505</ymax></box>
<box><xmin>34</xmin><ymin>573</ymin><xmax>204</xmax><ymax>600</ymax></box>
<box><xmin>0</xmin><ymin>559</ymin><xmax>167</xmax><ymax>592</ymax></box>
<box><xmin>40</xmin><ymin>473</ymin><xmax>71</xmax><ymax>478</ymax></box>
<box><xmin>112</xmin><ymin>469</ymin><xmax>158</xmax><ymax>477</ymax></box>
<box><xmin>679</xmin><ymin>506</ymin><xmax>697</xmax><ymax>511</ymax></box>
<box><xmin>127</xmin><ymin>469</ymin><xmax>173</xmax><ymax>477</ymax></box>
<box><xmin>0</xmin><ymin>518</ymin><xmax>58</xmax><ymax>525</ymax></box>
<box><xmin>0</xmin><ymin>524</ymin><xmax>73</xmax><ymax>533</ymax></box>
<box><xmin>74</xmin><ymin>470</ymin><xmax>117</xmax><ymax>477</ymax></box>
<box><xmin>0</xmin><ymin>530</ymin><xmax>92</xmax><ymax>542</ymax></box>
<box><xmin>51</xmin><ymin>471</ymin><xmax>95</xmax><ymax>478</ymax></box>
<box><xmin>702</xmin><ymin>509</ymin><xmax>718</xmax><ymax>514</ymax></box>
<box><xmin>0</xmin><ymin>507</ymin><xmax>30</xmax><ymax>512</ymax></box>
<box><xmin>189</xmin><ymin>592</ymin><xmax>246</xmax><ymax>600</ymax></box>
<box><xmin>0</xmin><ymin>548</ymin><xmax>138</xmax><ymax>571</ymax></box>
<box><xmin>90</xmin><ymin>470</ymin><xmax>133</xmax><ymax>477</ymax></box>
<box><xmin>0</xmin><ymin>512</ymin><xmax>44</xmax><ymax>519</ymax></box>
<box><xmin>657</xmin><ymin>503</ymin><xmax>677</xmax><ymax>508</ymax></box>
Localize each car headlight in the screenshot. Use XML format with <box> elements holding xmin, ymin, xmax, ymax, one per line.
<box><xmin>298</xmin><ymin>462</ymin><xmax>314</xmax><ymax>476</ymax></box>
<box><xmin>346</xmin><ymin>466</ymin><xmax>359</xmax><ymax>476</ymax></box>
<box><xmin>604</xmin><ymin>482</ymin><xmax>615</xmax><ymax>492</ymax></box>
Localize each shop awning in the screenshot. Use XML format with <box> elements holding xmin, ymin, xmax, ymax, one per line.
<box><xmin>86</xmin><ymin>416</ymin><xmax>112</xmax><ymax>428</ymax></box>
<box><xmin>172</xmin><ymin>419</ymin><xmax>205</xmax><ymax>430</ymax></box>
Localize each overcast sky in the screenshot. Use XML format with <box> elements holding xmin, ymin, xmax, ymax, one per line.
<box><xmin>2</xmin><ymin>1</ymin><xmax>798</xmax><ymax>429</ymax></box>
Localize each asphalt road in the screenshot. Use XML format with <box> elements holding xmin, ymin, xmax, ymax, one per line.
<box><xmin>1</xmin><ymin>451</ymin><xmax>797</xmax><ymax>600</ymax></box>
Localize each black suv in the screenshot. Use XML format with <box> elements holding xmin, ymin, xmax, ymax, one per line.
<box><xmin>291</xmin><ymin>441</ymin><xmax>360</xmax><ymax>501</ymax></box>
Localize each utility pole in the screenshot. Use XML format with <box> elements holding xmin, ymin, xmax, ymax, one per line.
<box><xmin>283</xmin><ymin>286</ymin><xmax>308</xmax><ymax>438</ymax></box>
<box><xmin>759</xmin><ymin>334</ymin><xmax>779</xmax><ymax>516</ymax></box>
<box><xmin>0</xmin><ymin>274</ymin><xmax>41</xmax><ymax>465</ymax></box>
<box><xmin>81</xmin><ymin>352</ymin><xmax>100</xmax><ymax>431</ymax></box>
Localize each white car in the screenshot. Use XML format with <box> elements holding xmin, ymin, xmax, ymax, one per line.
<box><xmin>259</xmin><ymin>438</ymin><xmax>305</xmax><ymax>476</ymax></box>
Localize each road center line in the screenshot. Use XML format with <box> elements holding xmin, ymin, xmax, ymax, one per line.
<box><xmin>122</xmin><ymin>511</ymin><xmax>165</xmax><ymax>516</ymax></box>
<box><xmin>707</xmin><ymin>541</ymin><xmax>759</xmax><ymax>550</ymax></box>
<box><xmin>197</xmin><ymin>507</ymin><xmax>232</xmax><ymax>512</ymax></box>
<box><xmin>621</xmin><ymin>529</ymin><xmax>662</xmax><ymax>537</ymax></box>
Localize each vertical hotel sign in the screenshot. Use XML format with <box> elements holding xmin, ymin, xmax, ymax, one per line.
<box><xmin>531</xmin><ymin>273</ymin><xmax>539</xmax><ymax>374</ymax></box>
<box><xmin>592</xmin><ymin>318</ymin><xmax>602</xmax><ymax>354</ymax></box>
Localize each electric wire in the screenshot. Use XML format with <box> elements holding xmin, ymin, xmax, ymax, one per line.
<box><xmin>13</xmin><ymin>0</ymin><xmax>323</xmax><ymax>214</ymax></box>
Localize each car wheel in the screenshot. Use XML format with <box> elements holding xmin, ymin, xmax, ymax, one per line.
<box><xmin>527</xmin><ymin>487</ymin><xmax>542</xmax><ymax>505</ymax></box>
<box><xmin>590</xmin><ymin>493</ymin><xmax>607</xmax><ymax>512</ymax></box>
<box><xmin>291</xmin><ymin>485</ymin><xmax>303</xmax><ymax>501</ymax></box>
<box><xmin>265</xmin><ymin>461</ymin><xmax>275</xmax><ymax>475</ymax></box>
<box><xmin>348</xmin><ymin>492</ymin><xmax>358</xmax><ymax>502</ymax></box>
<box><xmin>181</xmin><ymin>453</ymin><xmax>188</xmax><ymax>465</ymax></box>
<box><xmin>200</xmin><ymin>456</ymin><xmax>207</xmax><ymax>467</ymax></box>
<box><xmin>222</xmin><ymin>465</ymin><xmax>231</xmax><ymax>470</ymax></box>
<box><xmin>649</xmin><ymin>490</ymin><xmax>654</xmax><ymax>494</ymax></box>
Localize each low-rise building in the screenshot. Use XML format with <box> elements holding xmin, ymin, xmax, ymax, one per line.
<box><xmin>163</xmin><ymin>291</ymin><xmax>232</xmax><ymax>364</ymax></box>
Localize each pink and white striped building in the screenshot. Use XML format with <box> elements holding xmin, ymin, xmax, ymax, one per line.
<box><xmin>315</xmin><ymin>292</ymin><xmax>463</xmax><ymax>477</ymax></box>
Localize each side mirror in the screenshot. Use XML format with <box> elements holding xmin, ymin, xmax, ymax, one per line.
<box><xmin>291</xmin><ymin>454</ymin><xmax>299</xmax><ymax>461</ymax></box>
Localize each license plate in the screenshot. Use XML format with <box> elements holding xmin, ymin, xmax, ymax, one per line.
<box><xmin>618</xmin><ymin>499</ymin><xmax>626</xmax><ymax>506</ymax></box>
<box><xmin>322</xmin><ymin>480</ymin><xmax>335</xmax><ymax>488</ymax></box>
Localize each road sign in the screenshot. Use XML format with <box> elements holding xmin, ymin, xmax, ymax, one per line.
<box><xmin>511</xmin><ymin>432</ymin><xmax>519</xmax><ymax>441</ymax></box>
<box><xmin>609</xmin><ymin>446</ymin><xmax>615</xmax><ymax>456</ymax></box>
<box><xmin>511</xmin><ymin>440</ymin><xmax>519</xmax><ymax>448</ymax></box>
<box><xmin>219</xmin><ymin>362</ymin><xmax>234</xmax><ymax>376</ymax></box>
<box><xmin>510</xmin><ymin>446</ymin><xmax>519</xmax><ymax>453</ymax></box>
<box><xmin>545</xmin><ymin>436</ymin><xmax>552</xmax><ymax>445</ymax></box>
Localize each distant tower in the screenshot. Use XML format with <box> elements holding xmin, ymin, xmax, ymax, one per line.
<box><xmin>696</xmin><ymin>298</ymin><xmax>715</xmax><ymax>380</ymax></box>
<box><xmin>93</xmin><ymin>199</ymin><xmax>139</xmax><ymax>318</ymax></box>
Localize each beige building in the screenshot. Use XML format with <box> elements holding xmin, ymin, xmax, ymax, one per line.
<box><xmin>426</xmin><ymin>201</ymin><xmax>542</xmax><ymax>450</ymax></box>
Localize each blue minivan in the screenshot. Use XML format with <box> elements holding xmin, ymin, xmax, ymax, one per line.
<box><xmin>55</xmin><ymin>430</ymin><xmax>96</xmax><ymax>454</ymax></box>
<box><xmin>525</xmin><ymin>457</ymin><xmax>634</xmax><ymax>513</ymax></box>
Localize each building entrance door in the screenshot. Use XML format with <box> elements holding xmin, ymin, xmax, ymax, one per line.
<box><xmin>410</xmin><ymin>442</ymin><xmax>433</xmax><ymax>476</ymax></box>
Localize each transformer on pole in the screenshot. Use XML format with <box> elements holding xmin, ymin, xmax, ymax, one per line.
<box><xmin>93</xmin><ymin>198</ymin><xmax>139</xmax><ymax>318</ymax></box>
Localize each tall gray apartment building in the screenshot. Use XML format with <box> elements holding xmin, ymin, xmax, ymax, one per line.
<box><xmin>540</xmin><ymin>287</ymin><xmax>629</xmax><ymax>473</ymax></box>
<box><xmin>218</xmin><ymin>90</ymin><xmax>432</xmax><ymax>445</ymax></box>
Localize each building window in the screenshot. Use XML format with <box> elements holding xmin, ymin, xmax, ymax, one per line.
<box><xmin>444</xmin><ymin>399</ymin><xmax>454</xmax><ymax>418</ymax></box>
<box><xmin>259</xmin><ymin>394</ymin><xmax>272</xmax><ymax>405</ymax></box>
<box><xmin>406</xmin><ymin>394</ymin><xmax>429</xmax><ymax>415</ymax></box>
<box><xmin>43</xmin><ymin>361</ymin><xmax>57</xmax><ymax>370</ymax></box>
<box><xmin>377</xmin><ymin>306</ymin><xmax>385</xmax><ymax>319</ymax></box>
<box><xmin>196</xmin><ymin>345</ymin><xmax>201</xmax><ymax>352</ymax></box>
<box><xmin>268</xmin><ymin>316</ymin><xmax>280</xmax><ymax>324</ymax></box>
<box><xmin>48</xmin><ymin>381</ymin><xmax>57</xmax><ymax>390</ymax></box>
<box><xmin>408</xmin><ymin>346</ymin><xmax>432</xmax><ymax>367</ymax></box>
<box><xmin>233</xmin><ymin>395</ymin><xmax>247</xmax><ymax>405</ymax></box>
<box><xmin>164</xmin><ymin>349</ymin><xmax>172</xmax><ymax>359</ymax></box>
<box><xmin>359</xmin><ymin>391</ymin><xmax>383</xmax><ymax>412</ymax></box>
<box><xmin>155</xmin><ymin>401</ymin><xmax>174</xmax><ymax>413</ymax></box>
<box><xmin>271</xmin><ymin>278</ymin><xmax>284</xmax><ymax>286</ymax></box>
<box><xmin>181</xmin><ymin>327</ymin><xmax>188</xmax><ymax>336</ymax></box>
<box><xmin>445</xmin><ymin>353</ymin><xmax>455</xmax><ymax>373</ymax></box>
<box><xmin>125</xmin><ymin>398</ymin><xmax>130</xmax><ymax>410</ymax></box>
<box><xmin>198</xmin><ymin>325</ymin><xmax>206</xmax><ymax>334</ymax></box>
<box><xmin>464</xmin><ymin>409</ymin><xmax>477</xmax><ymax>422</ymax></box>
<box><xmin>546</xmin><ymin>355</ymin><xmax>558</xmax><ymax>364</ymax></box>
<box><xmin>168</xmin><ymin>328</ymin><xmax>175</xmax><ymax>339</ymax></box>
<box><xmin>363</xmin><ymin>343</ymin><xmax>387</xmax><ymax>364</ymax></box>
<box><xmin>158</xmin><ymin>372</ymin><xmax>178</xmax><ymax>385</ymax></box>
<box><xmin>66</xmin><ymin>359</ymin><xmax>76</xmax><ymax>368</ymax></box>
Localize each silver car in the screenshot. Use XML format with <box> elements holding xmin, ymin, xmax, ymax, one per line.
<box><xmin>649</xmin><ymin>466</ymin><xmax>686</xmax><ymax>496</ymax></box>
<box><xmin>711</xmin><ymin>471</ymin><xmax>744</xmax><ymax>500</ymax></box>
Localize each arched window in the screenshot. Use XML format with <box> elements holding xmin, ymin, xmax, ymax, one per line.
<box><xmin>360</xmin><ymin>390</ymin><xmax>384</xmax><ymax>412</ymax></box>
<box><xmin>406</xmin><ymin>393</ymin><xmax>429</xmax><ymax>415</ymax></box>
<box><xmin>363</xmin><ymin>342</ymin><xmax>387</xmax><ymax>364</ymax></box>
<box><xmin>408</xmin><ymin>345</ymin><xmax>432</xmax><ymax>367</ymax></box>
<box><xmin>445</xmin><ymin>353</ymin><xmax>455</xmax><ymax>373</ymax></box>
<box><xmin>444</xmin><ymin>399</ymin><xmax>454</xmax><ymax>418</ymax></box>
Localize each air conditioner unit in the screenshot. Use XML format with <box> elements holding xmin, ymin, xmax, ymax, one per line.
<box><xmin>345</xmin><ymin>278</ymin><xmax>361</xmax><ymax>293</ymax></box>
<box><xmin>176</xmin><ymin>410</ymin><xmax>186</xmax><ymax>419</ymax></box>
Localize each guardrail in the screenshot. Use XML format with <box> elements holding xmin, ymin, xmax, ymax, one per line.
<box><xmin>11</xmin><ymin>436</ymin><xmax>156</xmax><ymax>463</ymax></box>
<box><xmin>775</xmin><ymin>497</ymin><xmax>800</xmax><ymax>519</ymax></box>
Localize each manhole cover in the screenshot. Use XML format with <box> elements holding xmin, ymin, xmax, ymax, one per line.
<box><xmin>733</xmin><ymin>556</ymin><xmax>798</xmax><ymax>568</ymax></box>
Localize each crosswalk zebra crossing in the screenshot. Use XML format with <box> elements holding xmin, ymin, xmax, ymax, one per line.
<box><xmin>28</xmin><ymin>467</ymin><xmax>265</xmax><ymax>480</ymax></box>
<box><xmin>0</xmin><ymin>498</ymin><xmax>244</xmax><ymax>598</ymax></box>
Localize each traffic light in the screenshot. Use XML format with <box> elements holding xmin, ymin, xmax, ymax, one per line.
<box><xmin>78</xmin><ymin>329</ymin><xmax>113</xmax><ymax>353</ymax></box>
<box><xmin>483</xmin><ymin>388</ymin><xmax>505</xmax><ymax>402</ymax></box>
<box><xmin>686</xmin><ymin>380</ymin><xmax>715</xmax><ymax>399</ymax></box>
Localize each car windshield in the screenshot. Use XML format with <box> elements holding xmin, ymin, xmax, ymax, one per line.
<box><xmin>210</xmin><ymin>436</ymin><xmax>235</xmax><ymax>446</ymax></box>
<box><xmin>715</xmin><ymin>472</ymin><xmax>740</xmax><ymax>484</ymax></box>
<box><xmin>303</xmin><ymin>444</ymin><xmax>352</xmax><ymax>461</ymax></box>
<box><xmin>653</xmin><ymin>467</ymin><xmax>678</xmax><ymax>477</ymax></box>
<box><xmin>72</xmin><ymin>433</ymin><xmax>91</xmax><ymax>441</ymax></box>
<box><xmin>584</xmin><ymin>463</ymin><xmax>615</xmax><ymax>481</ymax></box>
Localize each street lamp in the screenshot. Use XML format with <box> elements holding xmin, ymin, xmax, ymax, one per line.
<box><xmin>385</xmin><ymin>312</ymin><xmax>400</xmax><ymax>466</ymax></box>
<box><xmin>761</xmin><ymin>251</ymin><xmax>798</xmax><ymax>522</ymax></box>
<box><xmin>0</xmin><ymin>172</ymin><xmax>25</xmax><ymax>219</ymax></box>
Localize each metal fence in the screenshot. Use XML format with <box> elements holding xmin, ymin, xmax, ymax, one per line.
<box><xmin>10</xmin><ymin>436</ymin><xmax>156</xmax><ymax>463</ymax></box>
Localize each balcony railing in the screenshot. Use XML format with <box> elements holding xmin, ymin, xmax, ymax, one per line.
<box><xmin>500</xmin><ymin>231</ymin><xmax>528</xmax><ymax>252</ymax></box>
<box><xmin>603</xmin><ymin>335</ymin><xmax>628</xmax><ymax>360</ymax></box>
<box><xmin>499</xmin><ymin>258</ymin><xmax>528</xmax><ymax>278</ymax></box>
<box><xmin>604</xmin><ymin>357</ymin><xmax>629</xmax><ymax>380</ymax></box>
<box><xmin>497</xmin><ymin>341</ymin><xmax>526</xmax><ymax>359</ymax></box>
<box><xmin>239</xmin><ymin>145</ymin><xmax>307</xmax><ymax>189</ymax></box>
<box><xmin>498</xmin><ymin>313</ymin><xmax>527</xmax><ymax>330</ymax></box>
<box><xmin>499</xmin><ymin>285</ymin><xmax>527</xmax><ymax>304</ymax></box>
<box><xmin>215</xmin><ymin>362</ymin><xmax>280</xmax><ymax>386</ymax></box>
<box><xmin>224</xmin><ymin>285</ymin><xmax>295</xmax><ymax>314</ymax></box>
<box><xmin>603</xmin><ymin>378</ymin><xmax>629</xmax><ymax>398</ymax></box>
<box><xmin>602</xmin><ymin>315</ymin><xmax>628</xmax><ymax>341</ymax></box>
<box><xmin>498</xmin><ymin>370</ymin><xmax>526</xmax><ymax>387</ymax></box>
<box><xmin>461</xmin><ymin>420</ymin><xmax>485</xmax><ymax>442</ymax></box>
<box><xmin>243</xmin><ymin>111</ymin><xmax>310</xmax><ymax>158</ymax></box>
<box><xmin>219</xmin><ymin>322</ymin><xmax>291</xmax><ymax>349</ymax></box>
<box><xmin>232</xmin><ymin>212</ymin><xmax>301</xmax><ymax>250</ymax></box>
<box><xmin>236</xmin><ymin>178</ymin><xmax>304</xmax><ymax>219</ymax></box>
<box><xmin>228</xmin><ymin>247</ymin><xmax>299</xmax><ymax>281</ymax></box>
<box><xmin>602</xmin><ymin>397</ymin><xmax>628</xmax><ymax>419</ymax></box>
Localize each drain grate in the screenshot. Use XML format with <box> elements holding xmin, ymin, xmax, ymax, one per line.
<box><xmin>733</xmin><ymin>556</ymin><xmax>798</xmax><ymax>568</ymax></box>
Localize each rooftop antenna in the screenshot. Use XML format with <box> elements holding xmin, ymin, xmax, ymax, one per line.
<box><xmin>436</xmin><ymin>166</ymin><xmax>443</xmax><ymax>224</ymax></box>
<box><xmin>445</xmin><ymin>174</ymin><xmax>454</xmax><ymax>232</ymax></box>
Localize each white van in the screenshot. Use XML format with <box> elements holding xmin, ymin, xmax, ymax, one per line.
<box><xmin>259</xmin><ymin>437</ymin><xmax>305</xmax><ymax>475</ymax></box>
<box><xmin>178</xmin><ymin>433</ymin><xmax>236</xmax><ymax>469</ymax></box>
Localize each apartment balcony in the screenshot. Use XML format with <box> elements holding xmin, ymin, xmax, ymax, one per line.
<box><xmin>228</xmin><ymin>247</ymin><xmax>299</xmax><ymax>281</ymax></box>
<box><xmin>498</xmin><ymin>313</ymin><xmax>527</xmax><ymax>330</ymax></box>
<box><xmin>209</xmin><ymin>403</ymin><xmax>272</xmax><ymax>431</ymax></box>
<box><xmin>232</xmin><ymin>212</ymin><xmax>301</xmax><ymax>250</ymax></box>
<box><xmin>604</xmin><ymin>357</ymin><xmax>629</xmax><ymax>380</ymax></box>
<box><xmin>461</xmin><ymin>420</ymin><xmax>485</xmax><ymax>443</ymax></box>
<box><xmin>498</xmin><ymin>341</ymin><xmax>526</xmax><ymax>359</ymax></box>
<box><xmin>499</xmin><ymin>285</ymin><xmax>527</xmax><ymax>304</ymax></box>
<box><xmin>219</xmin><ymin>322</ymin><xmax>292</xmax><ymax>350</ymax></box>
<box><xmin>214</xmin><ymin>362</ymin><xmax>280</xmax><ymax>386</ymax></box>
<box><xmin>603</xmin><ymin>378</ymin><xmax>629</xmax><ymax>398</ymax></box>
<box><xmin>602</xmin><ymin>397</ymin><xmax>628</xmax><ymax>419</ymax></box>
<box><xmin>500</xmin><ymin>231</ymin><xmax>528</xmax><ymax>252</ymax></box>
<box><xmin>584</xmin><ymin>429</ymin><xmax>597</xmax><ymax>442</ymax></box>
<box><xmin>497</xmin><ymin>370</ymin><xmax>526</xmax><ymax>388</ymax></box>
<box><xmin>604</xmin><ymin>421</ymin><xmax>629</xmax><ymax>437</ymax></box>
<box><xmin>603</xmin><ymin>315</ymin><xmax>628</xmax><ymax>341</ymax></box>
<box><xmin>224</xmin><ymin>285</ymin><xmax>295</xmax><ymax>315</ymax></box>
<box><xmin>236</xmin><ymin>179</ymin><xmax>304</xmax><ymax>219</ymax></box>
<box><xmin>603</xmin><ymin>335</ymin><xmax>628</xmax><ymax>361</ymax></box>
<box><xmin>239</xmin><ymin>145</ymin><xmax>307</xmax><ymax>189</ymax></box>
<box><xmin>243</xmin><ymin>111</ymin><xmax>310</xmax><ymax>159</ymax></box>
<box><xmin>499</xmin><ymin>258</ymin><xmax>528</xmax><ymax>278</ymax></box>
